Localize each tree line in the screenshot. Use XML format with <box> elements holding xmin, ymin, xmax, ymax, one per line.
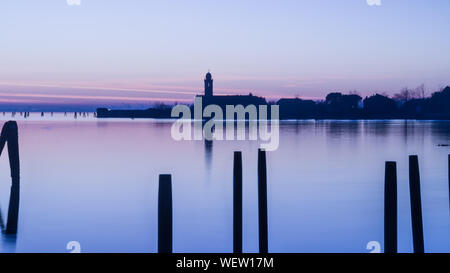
<box><xmin>277</xmin><ymin>85</ymin><xmax>450</xmax><ymax>119</ymax></box>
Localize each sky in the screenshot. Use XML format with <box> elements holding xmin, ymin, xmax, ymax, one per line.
<box><xmin>0</xmin><ymin>0</ymin><xmax>449</xmax><ymax>109</ymax></box>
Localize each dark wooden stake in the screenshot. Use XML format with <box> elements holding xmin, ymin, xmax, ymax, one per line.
<box><xmin>258</xmin><ymin>149</ymin><xmax>268</xmax><ymax>253</ymax></box>
<box><xmin>0</xmin><ymin>121</ymin><xmax>20</xmax><ymax>234</ymax></box>
<box><xmin>384</xmin><ymin>161</ymin><xmax>397</xmax><ymax>253</ymax></box>
<box><xmin>158</xmin><ymin>174</ymin><xmax>172</xmax><ymax>253</ymax></box>
<box><xmin>6</xmin><ymin>122</ymin><xmax>19</xmax><ymax>234</ymax></box>
<box><xmin>233</xmin><ymin>151</ymin><xmax>243</xmax><ymax>253</ymax></box>
<box><xmin>409</xmin><ymin>155</ymin><xmax>424</xmax><ymax>253</ymax></box>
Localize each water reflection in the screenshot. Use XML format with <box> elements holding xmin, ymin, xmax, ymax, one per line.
<box><xmin>324</xmin><ymin>120</ymin><xmax>362</xmax><ymax>139</ymax></box>
<box><xmin>4</xmin><ymin>183</ymin><xmax>19</xmax><ymax>235</ymax></box>
<box><xmin>362</xmin><ymin>120</ymin><xmax>391</xmax><ymax>137</ymax></box>
<box><xmin>0</xmin><ymin>117</ymin><xmax>447</xmax><ymax>253</ymax></box>
<box><xmin>0</xmin><ymin>185</ymin><xmax>19</xmax><ymax>252</ymax></box>
<box><xmin>430</xmin><ymin>121</ymin><xmax>450</xmax><ymax>146</ymax></box>
<box><xmin>204</xmin><ymin>139</ymin><xmax>213</xmax><ymax>170</ymax></box>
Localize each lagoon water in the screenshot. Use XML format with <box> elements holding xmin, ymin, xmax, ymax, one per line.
<box><xmin>0</xmin><ymin>113</ymin><xmax>449</xmax><ymax>253</ymax></box>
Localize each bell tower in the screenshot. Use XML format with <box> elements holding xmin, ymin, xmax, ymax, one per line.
<box><xmin>204</xmin><ymin>71</ymin><xmax>213</xmax><ymax>97</ymax></box>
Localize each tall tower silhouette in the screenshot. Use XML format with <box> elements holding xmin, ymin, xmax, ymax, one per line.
<box><xmin>204</xmin><ymin>71</ymin><xmax>213</xmax><ymax>97</ymax></box>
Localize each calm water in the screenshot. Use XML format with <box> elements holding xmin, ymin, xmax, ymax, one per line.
<box><xmin>0</xmin><ymin>113</ymin><xmax>449</xmax><ymax>253</ymax></box>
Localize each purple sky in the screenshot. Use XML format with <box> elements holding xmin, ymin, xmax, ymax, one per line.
<box><xmin>0</xmin><ymin>0</ymin><xmax>449</xmax><ymax>109</ymax></box>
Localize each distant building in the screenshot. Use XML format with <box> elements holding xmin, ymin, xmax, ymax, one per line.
<box><xmin>204</xmin><ymin>72</ymin><xmax>213</xmax><ymax>97</ymax></box>
<box><xmin>197</xmin><ymin>72</ymin><xmax>267</xmax><ymax>108</ymax></box>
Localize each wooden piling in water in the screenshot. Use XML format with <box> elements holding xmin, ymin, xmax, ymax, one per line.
<box><xmin>158</xmin><ymin>174</ymin><xmax>172</xmax><ymax>253</ymax></box>
<box><xmin>258</xmin><ymin>149</ymin><xmax>268</xmax><ymax>253</ymax></box>
<box><xmin>0</xmin><ymin>121</ymin><xmax>20</xmax><ymax>234</ymax></box>
<box><xmin>409</xmin><ymin>155</ymin><xmax>424</xmax><ymax>253</ymax></box>
<box><xmin>6</xmin><ymin>122</ymin><xmax>20</xmax><ymax>234</ymax></box>
<box><xmin>384</xmin><ymin>161</ymin><xmax>397</xmax><ymax>253</ymax></box>
<box><xmin>233</xmin><ymin>151</ymin><xmax>243</xmax><ymax>253</ymax></box>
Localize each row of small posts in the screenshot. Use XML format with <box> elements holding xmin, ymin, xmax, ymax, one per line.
<box><xmin>158</xmin><ymin>149</ymin><xmax>269</xmax><ymax>253</ymax></box>
<box><xmin>159</xmin><ymin>151</ymin><xmax>450</xmax><ymax>253</ymax></box>
<box><xmin>385</xmin><ymin>156</ymin><xmax>424</xmax><ymax>253</ymax></box>
<box><xmin>385</xmin><ymin>155</ymin><xmax>450</xmax><ymax>253</ymax></box>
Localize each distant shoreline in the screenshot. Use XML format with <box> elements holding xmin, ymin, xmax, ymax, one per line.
<box><xmin>96</xmin><ymin>84</ymin><xmax>450</xmax><ymax>121</ymax></box>
<box><xmin>95</xmin><ymin>107</ymin><xmax>450</xmax><ymax>121</ymax></box>
<box><xmin>2</xmin><ymin>112</ymin><xmax>450</xmax><ymax>122</ymax></box>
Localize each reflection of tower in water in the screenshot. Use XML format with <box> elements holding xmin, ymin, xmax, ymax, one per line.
<box><xmin>201</xmin><ymin>118</ymin><xmax>214</xmax><ymax>171</ymax></box>
<box><xmin>204</xmin><ymin>139</ymin><xmax>213</xmax><ymax>171</ymax></box>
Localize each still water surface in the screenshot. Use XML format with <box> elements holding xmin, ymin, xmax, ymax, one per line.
<box><xmin>0</xmin><ymin>113</ymin><xmax>449</xmax><ymax>253</ymax></box>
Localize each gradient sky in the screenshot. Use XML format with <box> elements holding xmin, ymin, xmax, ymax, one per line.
<box><xmin>0</xmin><ymin>0</ymin><xmax>449</xmax><ymax>107</ymax></box>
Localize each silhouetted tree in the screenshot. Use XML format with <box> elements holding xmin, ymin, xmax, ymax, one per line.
<box><xmin>415</xmin><ymin>84</ymin><xmax>426</xmax><ymax>99</ymax></box>
<box><xmin>277</xmin><ymin>98</ymin><xmax>316</xmax><ymax>119</ymax></box>
<box><xmin>393</xmin><ymin>84</ymin><xmax>426</xmax><ymax>103</ymax></box>
<box><xmin>424</xmin><ymin>86</ymin><xmax>450</xmax><ymax>114</ymax></box>
<box><xmin>393</xmin><ymin>87</ymin><xmax>412</xmax><ymax>102</ymax></box>
<box><xmin>400</xmin><ymin>98</ymin><xmax>425</xmax><ymax>117</ymax></box>
<box><xmin>323</xmin><ymin>92</ymin><xmax>362</xmax><ymax>115</ymax></box>
<box><xmin>325</xmin><ymin>93</ymin><xmax>343</xmax><ymax>105</ymax></box>
<box><xmin>363</xmin><ymin>94</ymin><xmax>398</xmax><ymax>116</ymax></box>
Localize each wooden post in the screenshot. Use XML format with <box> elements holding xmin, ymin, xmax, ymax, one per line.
<box><xmin>409</xmin><ymin>155</ymin><xmax>424</xmax><ymax>253</ymax></box>
<box><xmin>0</xmin><ymin>121</ymin><xmax>20</xmax><ymax>234</ymax></box>
<box><xmin>448</xmin><ymin>154</ymin><xmax>450</xmax><ymax>211</ymax></box>
<box><xmin>233</xmin><ymin>151</ymin><xmax>243</xmax><ymax>253</ymax></box>
<box><xmin>6</xmin><ymin>122</ymin><xmax>19</xmax><ymax>234</ymax></box>
<box><xmin>158</xmin><ymin>174</ymin><xmax>172</xmax><ymax>253</ymax></box>
<box><xmin>258</xmin><ymin>149</ymin><xmax>268</xmax><ymax>253</ymax></box>
<box><xmin>384</xmin><ymin>161</ymin><xmax>397</xmax><ymax>253</ymax></box>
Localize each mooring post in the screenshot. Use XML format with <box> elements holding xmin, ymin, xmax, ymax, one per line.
<box><xmin>6</xmin><ymin>122</ymin><xmax>20</xmax><ymax>234</ymax></box>
<box><xmin>0</xmin><ymin>121</ymin><xmax>20</xmax><ymax>234</ymax></box>
<box><xmin>384</xmin><ymin>161</ymin><xmax>397</xmax><ymax>253</ymax></box>
<box><xmin>233</xmin><ymin>151</ymin><xmax>243</xmax><ymax>253</ymax></box>
<box><xmin>448</xmin><ymin>154</ymin><xmax>450</xmax><ymax>210</ymax></box>
<box><xmin>258</xmin><ymin>149</ymin><xmax>268</xmax><ymax>253</ymax></box>
<box><xmin>158</xmin><ymin>174</ymin><xmax>172</xmax><ymax>253</ymax></box>
<box><xmin>409</xmin><ymin>155</ymin><xmax>424</xmax><ymax>253</ymax></box>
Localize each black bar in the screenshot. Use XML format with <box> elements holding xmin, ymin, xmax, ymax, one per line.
<box><xmin>158</xmin><ymin>174</ymin><xmax>173</xmax><ymax>253</ymax></box>
<box><xmin>233</xmin><ymin>151</ymin><xmax>243</xmax><ymax>253</ymax></box>
<box><xmin>384</xmin><ymin>161</ymin><xmax>397</xmax><ymax>253</ymax></box>
<box><xmin>409</xmin><ymin>155</ymin><xmax>424</xmax><ymax>253</ymax></box>
<box><xmin>258</xmin><ymin>149</ymin><xmax>268</xmax><ymax>253</ymax></box>
<box><xmin>0</xmin><ymin>253</ymin><xmax>439</xmax><ymax>272</ymax></box>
